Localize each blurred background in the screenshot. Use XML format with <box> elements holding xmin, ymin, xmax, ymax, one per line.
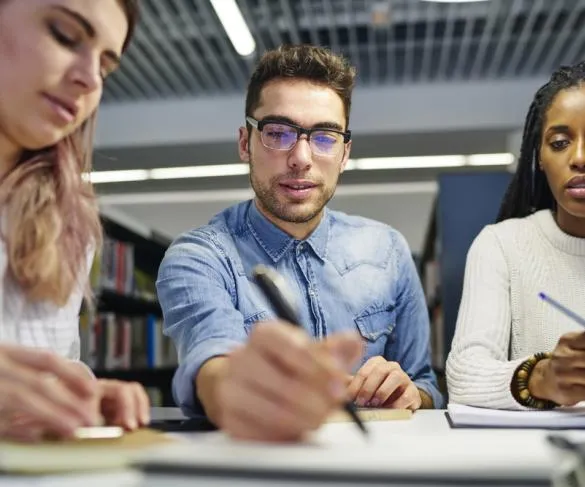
<box><xmin>87</xmin><ymin>0</ymin><xmax>585</xmax><ymax>403</ymax></box>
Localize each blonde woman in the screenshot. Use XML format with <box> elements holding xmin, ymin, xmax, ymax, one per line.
<box><xmin>0</xmin><ymin>0</ymin><xmax>149</xmax><ymax>441</ymax></box>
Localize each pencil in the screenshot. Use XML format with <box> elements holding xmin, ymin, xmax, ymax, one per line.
<box><xmin>538</xmin><ymin>292</ymin><xmax>585</xmax><ymax>327</ymax></box>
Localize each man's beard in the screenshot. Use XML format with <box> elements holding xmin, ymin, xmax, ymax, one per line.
<box><xmin>249</xmin><ymin>161</ymin><xmax>338</xmax><ymax>224</ymax></box>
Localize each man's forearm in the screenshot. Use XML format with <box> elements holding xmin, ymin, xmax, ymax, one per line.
<box><xmin>195</xmin><ymin>356</ymin><xmax>230</xmax><ymax>426</ymax></box>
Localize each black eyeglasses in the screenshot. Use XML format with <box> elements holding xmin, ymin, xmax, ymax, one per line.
<box><xmin>246</xmin><ymin>116</ymin><xmax>351</xmax><ymax>157</ymax></box>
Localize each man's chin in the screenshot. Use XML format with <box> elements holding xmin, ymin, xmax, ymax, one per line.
<box><xmin>277</xmin><ymin>208</ymin><xmax>322</xmax><ymax>224</ymax></box>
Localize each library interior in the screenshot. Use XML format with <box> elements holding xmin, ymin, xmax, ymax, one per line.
<box><xmin>2</xmin><ymin>0</ymin><xmax>585</xmax><ymax>486</ymax></box>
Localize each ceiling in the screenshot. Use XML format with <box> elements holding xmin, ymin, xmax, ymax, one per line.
<box><xmin>95</xmin><ymin>0</ymin><xmax>583</xmax><ymax>250</ymax></box>
<box><xmin>103</xmin><ymin>0</ymin><xmax>585</xmax><ymax>103</ymax></box>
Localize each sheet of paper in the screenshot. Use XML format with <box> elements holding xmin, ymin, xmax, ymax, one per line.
<box><xmin>136</xmin><ymin>417</ymin><xmax>559</xmax><ymax>483</ymax></box>
<box><xmin>447</xmin><ymin>403</ymin><xmax>585</xmax><ymax>428</ymax></box>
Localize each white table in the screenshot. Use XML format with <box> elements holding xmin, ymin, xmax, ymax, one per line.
<box><xmin>4</xmin><ymin>410</ymin><xmax>580</xmax><ymax>486</ymax></box>
<box><xmin>136</xmin><ymin>409</ymin><xmax>582</xmax><ymax>486</ymax></box>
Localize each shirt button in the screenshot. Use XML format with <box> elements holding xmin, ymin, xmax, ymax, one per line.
<box><xmin>297</xmin><ymin>243</ymin><xmax>304</xmax><ymax>252</ymax></box>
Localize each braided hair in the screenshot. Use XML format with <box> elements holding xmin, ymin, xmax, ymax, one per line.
<box><xmin>497</xmin><ymin>62</ymin><xmax>585</xmax><ymax>222</ymax></box>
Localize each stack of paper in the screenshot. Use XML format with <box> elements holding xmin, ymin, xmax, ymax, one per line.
<box><xmin>0</xmin><ymin>429</ymin><xmax>173</xmax><ymax>474</ymax></box>
<box><xmin>447</xmin><ymin>403</ymin><xmax>585</xmax><ymax>428</ymax></box>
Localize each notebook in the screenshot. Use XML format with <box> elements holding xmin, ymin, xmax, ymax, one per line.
<box><xmin>447</xmin><ymin>403</ymin><xmax>585</xmax><ymax>429</ymax></box>
<box><xmin>0</xmin><ymin>469</ymin><xmax>143</xmax><ymax>486</ymax></box>
<box><xmin>326</xmin><ymin>407</ymin><xmax>412</xmax><ymax>423</ymax></box>
<box><xmin>0</xmin><ymin>428</ymin><xmax>174</xmax><ymax>475</ymax></box>
<box><xmin>134</xmin><ymin>422</ymin><xmax>556</xmax><ymax>483</ymax></box>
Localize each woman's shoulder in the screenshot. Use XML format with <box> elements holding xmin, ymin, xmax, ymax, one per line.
<box><xmin>470</xmin><ymin>211</ymin><xmax>545</xmax><ymax>255</ymax></box>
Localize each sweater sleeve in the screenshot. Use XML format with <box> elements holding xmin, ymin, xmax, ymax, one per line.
<box><xmin>446</xmin><ymin>226</ymin><xmax>529</xmax><ymax>410</ymax></box>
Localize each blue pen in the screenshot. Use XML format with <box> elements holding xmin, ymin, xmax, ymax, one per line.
<box><xmin>538</xmin><ymin>292</ymin><xmax>585</xmax><ymax>327</ymax></box>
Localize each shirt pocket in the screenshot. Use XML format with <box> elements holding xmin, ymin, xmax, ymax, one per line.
<box><xmin>243</xmin><ymin>310</ymin><xmax>271</xmax><ymax>335</ymax></box>
<box><xmin>354</xmin><ymin>304</ymin><xmax>396</xmax><ymax>363</ymax></box>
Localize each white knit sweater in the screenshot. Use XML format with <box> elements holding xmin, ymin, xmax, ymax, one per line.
<box><xmin>446</xmin><ymin>209</ymin><xmax>585</xmax><ymax>410</ymax></box>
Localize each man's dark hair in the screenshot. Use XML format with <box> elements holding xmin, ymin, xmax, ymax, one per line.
<box><xmin>245</xmin><ymin>44</ymin><xmax>357</xmax><ymax>130</ymax></box>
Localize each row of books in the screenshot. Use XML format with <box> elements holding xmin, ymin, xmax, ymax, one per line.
<box><xmin>90</xmin><ymin>237</ymin><xmax>157</xmax><ymax>301</ymax></box>
<box><xmin>80</xmin><ymin>312</ymin><xmax>177</xmax><ymax>371</ymax></box>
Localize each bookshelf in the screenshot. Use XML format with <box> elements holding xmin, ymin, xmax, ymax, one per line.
<box><xmin>419</xmin><ymin>171</ymin><xmax>512</xmax><ymax>401</ymax></box>
<box><xmin>80</xmin><ymin>215</ymin><xmax>177</xmax><ymax>406</ymax></box>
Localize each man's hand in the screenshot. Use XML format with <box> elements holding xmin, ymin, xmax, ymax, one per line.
<box><xmin>215</xmin><ymin>321</ymin><xmax>363</xmax><ymax>442</ymax></box>
<box><xmin>95</xmin><ymin>379</ymin><xmax>151</xmax><ymax>430</ymax></box>
<box><xmin>347</xmin><ymin>356</ymin><xmax>422</xmax><ymax>410</ymax></box>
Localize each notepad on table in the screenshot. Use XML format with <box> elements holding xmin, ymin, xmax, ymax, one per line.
<box><xmin>327</xmin><ymin>407</ymin><xmax>412</xmax><ymax>423</ymax></box>
<box><xmin>447</xmin><ymin>403</ymin><xmax>585</xmax><ymax>429</ymax></box>
<box><xmin>0</xmin><ymin>428</ymin><xmax>174</xmax><ymax>475</ymax></box>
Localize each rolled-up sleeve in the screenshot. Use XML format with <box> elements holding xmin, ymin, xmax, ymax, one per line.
<box><xmin>156</xmin><ymin>231</ymin><xmax>247</xmax><ymax>417</ymax></box>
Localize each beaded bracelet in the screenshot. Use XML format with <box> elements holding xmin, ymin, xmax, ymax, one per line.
<box><xmin>511</xmin><ymin>352</ymin><xmax>559</xmax><ymax>410</ymax></box>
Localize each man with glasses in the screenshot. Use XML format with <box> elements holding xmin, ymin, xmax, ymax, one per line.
<box><xmin>157</xmin><ymin>45</ymin><xmax>442</xmax><ymax>442</ymax></box>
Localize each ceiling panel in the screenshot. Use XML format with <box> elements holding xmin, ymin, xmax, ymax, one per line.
<box><xmin>103</xmin><ymin>0</ymin><xmax>585</xmax><ymax>103</ymax></box>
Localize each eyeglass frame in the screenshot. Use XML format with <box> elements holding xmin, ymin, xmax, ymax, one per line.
<box><xmin>245</xmin><ymin>116</ymin><xmax>352</xmax><ymax>155</ymax></box>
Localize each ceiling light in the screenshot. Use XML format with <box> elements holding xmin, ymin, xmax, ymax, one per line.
<box><xmin>86</xmin><ymin>169</ymin><xmax>149</xmax><ymax>184</ymax></box>
<box><xmin>420</xmin><ymin>0</ymin><xmax>489</xmax><ymax>3</ymax></box>
<box><xmin>354</xmin><ymin>156</ymin><xmax>466</xmax><ymax>170</ymax></box>
<box><xmin>150</xmin><ymin>164</ymin><xmax>249</xmax><ymax>180</ymax></box>
<box><xmin>87</xmin><ymin>153</ymin><xmax>514</xmax><ymax>184</ymax></box>
<box><xmin>467</xmin><ymin>153</ymin><xmax>515</xmax><ymax>166</ymax></box>
<box><xmin>209</xmin><ymin>0</ymin><xmax>256</xmax><ymax>57</ymax></box>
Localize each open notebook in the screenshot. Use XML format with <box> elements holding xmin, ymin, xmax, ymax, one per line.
<box><xmin>448</xmin><ymin>403</ymin><xmax>585</xmax><ymax>429</ymax></box>
<box><xmin>0</xmin><ymin>428</ymin><xmax>173</xmax><ymax>475</ymax></box>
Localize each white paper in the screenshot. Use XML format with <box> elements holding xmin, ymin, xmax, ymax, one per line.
<box><xmin>448</xmin><ymin>403</ymin><xmax>585</xmax><ymax>428</ymax></box>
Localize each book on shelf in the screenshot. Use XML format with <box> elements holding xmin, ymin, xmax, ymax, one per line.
<box><xmin>79</xmin><ymin>312</ymin><xmax>177</xmax><ymax>371</ymax></box>
<box><xmin>90</xmin><ymin>236</ymin><xmax>158</xmax><ymax>303</ymax></box>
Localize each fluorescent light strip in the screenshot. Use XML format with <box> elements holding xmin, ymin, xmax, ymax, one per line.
<box><xmin>420</xmin><ymin>0</ymin><xmax>489</xmax><ymax>3</ymax></box>
<box><xmin>150</xmin><ymin>164</ymin><xmax>249</xmax><ymax>180</ymax></box>
<box><xmin>355</xmin><ymin>155</ymin><xmax>467</xmax><ymax>170</ymax></box>
<box><xmin>87</xmin><ymin>153</ymin><xmax>514</xmax><ymax>184</ymax></box>
<box><xmin>209</xmin><ymin>0</ymin><xmax>256</xmax><ymax>57</ymax></box>
<box><xmin>467</xmin><ymin>153</ymin><xmax>515</xmax><ymax>166</ymax></box>
<box><xmin>87</xmin><ymin>169</ymin><xmax>149</xmax><ymax>184</ymax></box>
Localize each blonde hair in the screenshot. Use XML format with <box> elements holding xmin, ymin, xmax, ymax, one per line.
<box><xmin>0</xmin><ymin>117</ymin><xmax>101</xmax><ymax>306</ymax></box>
<box><xmin>0</xmin><ymin>0</ymin><xmax>139</xmax><ymax>307</ymax></box>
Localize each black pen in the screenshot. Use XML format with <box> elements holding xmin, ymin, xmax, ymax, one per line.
<box><xmin>252</xmin><ymin>264</ymin><xmax>368</xmax><ymax>437</ymax></box>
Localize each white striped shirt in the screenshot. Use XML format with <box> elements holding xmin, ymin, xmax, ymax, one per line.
<box><xmin>0</xmin><ymin>241</ymin><xmax>87</xmax><ymax>360</ymax></box>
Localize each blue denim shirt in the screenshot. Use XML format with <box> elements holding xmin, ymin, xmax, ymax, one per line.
<box><xmin>157</xmin><ymin>200</ymin><xmax>442</xmax><ymax>416</ymax></box>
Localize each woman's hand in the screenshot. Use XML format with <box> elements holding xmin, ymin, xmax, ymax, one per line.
<box><xmin>95</xmin><ymin>379</ymin><xmax>151</xmax><ymax>430</ymax></box>
<box><xmin>529</xmin><ymin>332</ymin><xmax>585</xmax><ymax>406</ymax></box>
<box><xmin>0</xmin><ymin>345</ymin><xmax>97</xmax><ymax>441</ymax></box>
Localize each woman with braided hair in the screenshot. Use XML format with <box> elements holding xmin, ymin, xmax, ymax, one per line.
<box><xmin>447</xmin><ymin>62</ymin><xmax>585</xmax><ymax>410</ymax></box>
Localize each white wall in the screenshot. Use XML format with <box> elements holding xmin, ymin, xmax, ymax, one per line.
<box><xmin>95</xmin><ymin>79</ymin><xmax>543</xmax><ymax>148</ymax></box>
<box><xmin>100</xmin><ymin>182</ymin><xmax>437</xmax><ymax>255</ymax></box>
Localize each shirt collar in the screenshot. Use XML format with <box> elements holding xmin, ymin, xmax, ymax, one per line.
<box><xmin>247</xmin><ymin>200</ymin><xmax>330</xmax><ymax>263</ymax></box>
